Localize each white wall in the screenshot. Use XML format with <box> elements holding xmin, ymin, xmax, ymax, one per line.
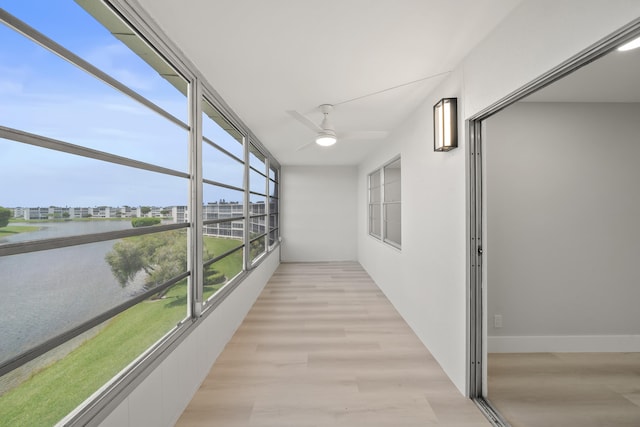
<box><xmin>281</xmin><ymin>166</ymin><xmax>358</xmax><ymax>262</ymax></box>
<box><xmin>98</xmin><ymin>250</ymin><xmax>280</xmax><ymax>427</ymax></box>
<box><xmin>358</xmin><ymin>68</ymin><xmax>469</xmax><ymax>393</ymax></box>
<box><xmin>463</xmin><ymin>0</ymin><xmax>640</xmax><ymax>117</ymax></box>
<box><xmin>485</xmin><ymin>102</ymin><xmax>640</xmax><ymax>352</ymax></box>
<box><xmin>358</xmin><ymin>0</ymin><xmax>640</xmax><ymax>395</ymax></box>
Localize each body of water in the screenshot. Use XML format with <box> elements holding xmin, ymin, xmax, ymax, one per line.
<box><xmin>0</xmin><ymin>220</ymin><xmax>144</xmax><ymax>365</ymax></box>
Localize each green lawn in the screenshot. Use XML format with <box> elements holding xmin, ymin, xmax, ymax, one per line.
<box><xmin>0</xmin><ymin>225</ymin><xmax>40</xmax><ymax>236</ymax></box>
<box><xmin>203</xmin><ymin>236</ymin><xmax>243</xmax><ymax>300</ymax></box>
<box><xmin>0</xmin><ymin>236</ymin><xmax>244</xmax><ymax>427</ymax></box>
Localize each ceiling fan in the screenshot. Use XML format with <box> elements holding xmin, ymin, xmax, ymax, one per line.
<box><xmin>286</xmin><ymin>104</ymin><xmax>387</xmax><ymax>150</ymax></box>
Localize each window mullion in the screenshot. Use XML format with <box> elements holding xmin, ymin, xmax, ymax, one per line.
<box><xmin>189</xmin><ymin>80</ymin><xmax>203</xmax><ymax>318</ymax></box>
<box><xmin>243</xmin><ymin>139</ymin><xmax>251</xmax><ymax>270</ymax></box>
<box><xmin>381</xmin><ymin>166</ymin><xmax>386</xmax><ymax>242</ymax></box>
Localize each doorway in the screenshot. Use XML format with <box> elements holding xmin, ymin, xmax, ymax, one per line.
<box><xmin>468</xmin><ymin>19</ymin><xmax>640</xmax><ymax>427</ymax></box>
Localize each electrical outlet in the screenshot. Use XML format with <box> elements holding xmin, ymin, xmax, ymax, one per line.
<box><xmin>494</xmin><ymin>314</ymin><xmax>503</xmax><ymax>328</ymax></box>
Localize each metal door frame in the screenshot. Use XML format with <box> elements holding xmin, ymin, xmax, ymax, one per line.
<box><xmin>467</xmin><ymin>17</ymin><xmax>640</xmax><ymax>425</ymax></box>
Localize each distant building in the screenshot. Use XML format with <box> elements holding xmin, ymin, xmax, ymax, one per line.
<box><xmin>70</xmin><ymin>207</ymin><xmax>90</xmax><ymax>218</ymax></box>
<box><xmin>170</xmin><ymin>202</ymin><xmax>267</xmax><ymax>239</ymax></box>
<box><xmin>136</xmin><ymin>206</ymin><xmax>165</xmax><ymax>218</ymax></box>
<box><xmin>119</xmin><ymin>206</ymin><xmax>134</xmax><ymax>218</ymax></box>
<box><xmin>14</xmin><ymin>205</ymin><xmax>266</xmax><ymax>239</ymax></box>
<box><xmin>172</xmin><ymin>206</ymin><xmax>188</xmax><ymax>224</ymax></box>
<box><xmin>23</xmin><ymin>207</ymin><xmax>49</xmax><ymax>220</ymax></box>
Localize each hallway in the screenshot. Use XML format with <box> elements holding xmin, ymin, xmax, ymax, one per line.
<box><xmin>175</xmin><ymin>262</ymin><xmax>489</xmax><ymax>426</ymax></box>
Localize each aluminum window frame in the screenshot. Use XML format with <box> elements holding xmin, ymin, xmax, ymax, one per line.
<box><xmin>0</xmin><ymin>2</ymin><xmax>195</xmax><ymax>377</ymax></box>
<box><xmin>0</xmin><ymin>1</ymin><xmax>282</xmax><ymax>425</ymax></box>
<box><xmin>247</xmin><ymin>141</ymin><xmax>272</xmax><ymax>266</ymax></box>
<box><xmin>367</xmin><ymin>156</ymin><xmax>401</xmax><ymax>249</ymax></box>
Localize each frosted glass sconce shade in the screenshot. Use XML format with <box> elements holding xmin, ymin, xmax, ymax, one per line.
<box><xmin>434</xmin><ymin>98</ymin><xmax>458</xmax><ymax>152</ymax></box>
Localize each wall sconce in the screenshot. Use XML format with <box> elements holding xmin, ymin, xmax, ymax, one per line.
<box><xmin>433</xmin><ymin>98</ymin><xmax>458</xmax><ymax>152</ymax></box>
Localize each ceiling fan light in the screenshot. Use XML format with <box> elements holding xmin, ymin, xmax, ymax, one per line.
<box><xmin>315</xmin><ymin>129</ymin><xmax>337</xmax><ymax>146</ymax></box>
<box><xmin>618</xmin><ymin>35</ymin><xmax>640</xmax><ymax>51</ymax></box>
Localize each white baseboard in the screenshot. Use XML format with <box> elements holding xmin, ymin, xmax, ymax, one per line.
<box><xmin>488</xmin><ymin>335</ymin><xmax>640</xmax><ymax>353</ymax></box>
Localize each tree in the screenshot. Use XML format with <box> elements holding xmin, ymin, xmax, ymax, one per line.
<box><xmin>105</xmin><ymin>239</ymin><xmax>146</xmax><ymax>286</ymax></box>
<box><xmin>105</xmin><ymin>231</ymin><xmax>216</xmax><ymax>298</ymax></box>
<box><xmin>131</xmin><ymin>217</ymin><xmax>161</xmax><ymax>227</ymax></box>
<box><xmin>0</xmin><ymin>207</ymin><xmax>11</xmax><ymax>228</ymax></box>
<box><xmin>140</xmin><ymin>206</ymin><xmax>151</xmax><ymax>215</ymax></box>
<box><xmin>250</xmin><ymin>233</ymin><xmax>266</xmax><ymax>259</ymax></box>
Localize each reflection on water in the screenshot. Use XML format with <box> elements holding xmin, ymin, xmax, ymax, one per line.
<box><xmin>0</xmin><ymin>220</ymin><xmax>138</xmax><ymax>364</ymax></box>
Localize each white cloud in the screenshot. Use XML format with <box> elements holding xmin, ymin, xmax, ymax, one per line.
<box><xmin>0</xmin><ymin>79</ymin><xmax>23</xmax><ymax>95</ymax></box>
<box><xmin>102</xmin><ymin>102</ymin><xmax>148</xmax><ymax>115</ymax></box>
<box><xmin>85</xmin><ymin>42</ymin><xmax>157</xmax><ymax>92</ymax></box>
<box><xmin>0</xmin><ymin>64</ymin><xmax>31</xmax><ymax>95</ymax></box>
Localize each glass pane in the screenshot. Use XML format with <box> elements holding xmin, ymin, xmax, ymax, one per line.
<box><xmin>384</xmin><ymin>159</ymin><xmax>401</xmax><ymax>203</ymax></box>
<box><xmin>250</xmin><ymin>169</ymin><xmax>267</xmax><ymax>195</ymax></box>
<box><xmin>269</xmin><ymin>214</ymin><xmax>279</xmax><ymax>231</ymax></box>
<box><xmin>170</xmin><ymin>206</ymin><xmax>189</xmax><ymax>224</ymax></box>
<box><xmin>202</xmin><ymin>99</ymin><xmax>243</xmax><ymax>159</ymax></box>
<box><xmin>269</xmin><ymin>197</ymin><xmax>279</xmax><ymax>214</ymax></box>
<box><xmin>369</xmin><ymin>170</ymin><xmax>381</xmax><ymax>203</ymax></box>
<box><xmin>0</xmin><ymin>140</ymin><xmax>187</xmax><ymax>245</ymax></box>
<box><xmin>250</xmin><ymin>195</ymin><xmax>267</xmax><ymax>215</ymax></box>
<box><xmin>203</xmin><ymin>185</ymin><xmax>243</xmax><ymax>207</ymax></box>
<box><xmin>0</xmin><ymin>229</ymin><xmax>188</xmax><ymax>367</ymax></box>
<box><xmin>269</xmin><ymin>229</ymin><xmax>279</xmax><ymax>247</ymax></box>
<box><xmin>204</xmin><ymin>217</ymin><xmax>244</xmax><ymax>239</ymax></box>
<box><xmin>0</xmin><ymin>278</ymin><xmax>186</xmax><ymax>426</ymax></box>
<box><xmin>0</xmin><ymin>23</ymin><xmax>188</xmax><ymax>172</ymax></box>
<box><xmin>434</xmin><ymin>102</ymin><xmax>444</xmax><ymax>151</ymax></box>
<box><xmin>249</xmin><ymin>145</ymin><xmax>266</xmax><ymax>172</ymax></box>
<box><xmin>2</xmin><ymin>1</ymin><xmax>188</xmax><ymax>123</ymax></box>
<box><xmin>369</xmin><ymin>204</ymin><xmax>381</xmax><ymax>237</ymax></box>
<box><xmin>384</xmin><ymin>203</ymin><xmax>401</xmax><ymax>245</ymax></box>
<box><xmin>203</xmin><ymin>249</ymin><xmax>242</xmax><ymax>300</ymax></box>
<box><xmin>203</xmin><ymin>231</ymin><xmax>243</xmax><ymax>264</ymax></box>
<box><xmin>250</xmin><ymin>235</ymin><xmax>266</xmax><ymax>263</ymax></box>
<box><xmin>203</xmin><ymin>141</ymin><xmax>244</xmax><ymax>188</ymax></box>
<box><xmin>269</xmin><ymin>180</ymin><xmax>278</xmax><ymax>197</ymax></box>
<box><xmin>249</xmin><ymin>215</ymin><xmax>267</xmax><ymax>237</ymax></box>
<box><xmin>203</xmin><ymin>196</ymin><xmax>244</xmax><ymax>239</ymax></box>
<box><xmin>269</xmin><ymin>165</ymin><xmax>278</xmax><ymax>181</ymax></box>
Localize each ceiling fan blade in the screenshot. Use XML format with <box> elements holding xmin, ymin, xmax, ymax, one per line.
<box><xmin>286</xmin><ymin>110</ymin><xmax>321</xmax><ymax>132</ymax></box>
<box><xmin>295</xmin><ymin>141</ymin><xmax>316</xmax><ymax>151</ymax></box>
<box><xmin>339</xmin><ymin>130</ymin><xmax>388</xmax><ymax>140</ymax></box>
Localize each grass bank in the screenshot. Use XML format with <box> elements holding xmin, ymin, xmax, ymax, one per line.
<box><xmin>0</xmin><ymin>236</ymin><xmax>244</xmax><ymax>427</ymax></box>
<box><xmin>0</xmin><ymin>225</ymin><xmax>40</xmax><ymax>236</ymax></box>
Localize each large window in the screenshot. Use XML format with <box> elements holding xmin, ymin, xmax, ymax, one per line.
<box><xmin>268</xmin><ymin>164</ymin><xmax>280</xmax><ymax>248</ymax></box>
<box><xmin>0</xmin><ymin>2</ymin><xmax>280</xmax><ymax>426</ymax></box>
<box><xmin>201</xmin><ymin>98</ymin><xmax>245</xmax><ymax>304</ymax></box>
<box><xmin>368</xmin><ymin>157</ymin><xmax>401</xmax><ymax>248</ymax></box>
<box><xmin>249</xmin><ymin>145</ymin><xmax>269</xmax><ymax>263</ymax></box>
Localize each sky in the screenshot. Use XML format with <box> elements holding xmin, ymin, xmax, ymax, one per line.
<box><xmin>0</xmin><ymin>1</ymin><xmax>255</xmax><ymax>208</ymax></box>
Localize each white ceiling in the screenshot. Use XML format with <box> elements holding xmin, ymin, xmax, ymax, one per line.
<box><xmin>524</xmin><ymin>42</ymin><xmax>640</xmax><ymax>103</ymax></box>
<box><xmin>135</xmin><ymin>0</ymin><xmax>521</xmax><ymax>165</ymax></box>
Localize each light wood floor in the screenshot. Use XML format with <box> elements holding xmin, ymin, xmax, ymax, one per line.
<box><xmin>488</xmin><ymin>352</ymin><xmax>640</xmax><ymax>427</ymax></box>
<box><xmin>176</xmin><ymin>262</ymin><xmax>490</xmax><ymax>427</ymax></box>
